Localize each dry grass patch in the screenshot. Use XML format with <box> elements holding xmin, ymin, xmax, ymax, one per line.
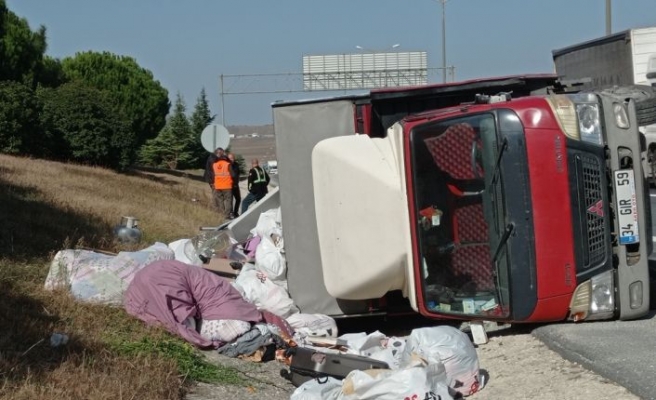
<box><xmin>0</xmin><ymin>154</ymin><xmax>241</xmax><ymax>399</ymax></box>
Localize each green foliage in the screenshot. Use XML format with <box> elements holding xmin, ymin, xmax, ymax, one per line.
<box><xmin>189</xmin><ymin>88</ymin><xmax>215</xmax><ymax>168</ymax></box>
<box><xmin>38</xmin><ymin>81</ymin><xmax>134</xmax><ymax>169</ymax></box>
<box><xmin>0</xmin><ymin>81</ymin><xmax>41</xmax><ymax>154</ymax></box>
<box><xmin>61</xmin><ymin>51</ymin><xmax>170</xmax><ymax>148</ymax></box>
<box><xmin>0</xmin><ymin>0</ymin><xmax>47</xmax><ymax>86</ymax></box>
<box><xmin>139</xmin><ymin>93</ymin><xmax>193</xmax><ymax>169</ymax></box>
<box><xmin>35</xmin><ymin>56</ymin><xmax>67</xmax><ymax>88</ymax></box>
<box><xmin>112</xmin><ymin>336</ymin><xmax>245</xmax><ymax>385</ymax></box>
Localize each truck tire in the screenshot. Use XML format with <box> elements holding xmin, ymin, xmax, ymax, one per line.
<box><xmin>600</xmin><ymin>85</ymin><xmax>656</xmax><ymax>126</ymax></box>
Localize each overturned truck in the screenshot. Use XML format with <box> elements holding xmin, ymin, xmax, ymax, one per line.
<box><xmin>230</xmin><ymin>74</ymin><xmax>653</xmax><ymax>324</ymax></box>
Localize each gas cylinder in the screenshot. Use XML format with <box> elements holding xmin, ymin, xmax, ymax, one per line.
<box><xmin>114</xmin><ymin>216</ymin><xmax>142</xmax><ymax>244</ymax></box>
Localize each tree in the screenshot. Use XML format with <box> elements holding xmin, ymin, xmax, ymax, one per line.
<box><xmin>189</xmin><ymin>88</ymin><xmax>215</xmax><ymax>168</ymax></box>
<box><xmin>0</xmin><ymin>81</ymin><xmax>40</xmax><ymax>154</ymax></box>
<box><xmin>139</xmin><ymin>93</ymin><xmax>193</xmax><ymax>169</ymax></box>
<box><xmin>38</xmin><ymin>81</ymin><xmax>134</xmax><ymax>169</ymax></box>
<box><xmin>61</xmin><ymin>51</ymin><xmax>170</xmax><ymax>151</ymax></box>
<box><xmin>35</xmin><ymin>56</ymin><xmax>67</xmax><ymax>88</ymax></box>
<box><xmin>0</xmin><ymin>0</ymin><xmax>47</xmax><ymax>86</ymax></box>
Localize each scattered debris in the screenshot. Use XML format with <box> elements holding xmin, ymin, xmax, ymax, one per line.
<box><xmin>49</xmin><ymin>333</ymin><xmax>68</xmax><ymax>348</ymax></box>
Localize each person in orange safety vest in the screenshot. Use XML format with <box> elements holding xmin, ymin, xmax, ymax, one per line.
<box><xmin>207</xmin><ymin>147</ymin><xmax>235</xmax><ymax>220</ymax></box>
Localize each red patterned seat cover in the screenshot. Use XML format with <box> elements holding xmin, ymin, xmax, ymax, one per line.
<box><xmin>424</xmin><ymin>123</ymin><xmax>478</xmax><ymax>181</ymax></box>
<box><xmin>451</xmin><ymin>245</ymin><xmax>494</xmax><ymax>291</ymax></box>
<box><xmin>453</xmin><ymin>203</ymin><xmax>488</xmax><ymax>244</ymax></box>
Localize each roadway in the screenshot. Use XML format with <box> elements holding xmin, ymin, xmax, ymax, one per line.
<box><xmin>532</xmin><ymin>188</ymin><xmax>656</xmax><ymax>399</ymax></box>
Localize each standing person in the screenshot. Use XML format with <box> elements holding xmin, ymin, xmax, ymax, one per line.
<box><xmin>203</xmin><ymin>150</ymin><xmax>218</xmax><ymax>189</ymax></box>
<box><xmin>211</xmin><ymin>147</ymin><xmax>233</xmax><ymax>220</ymax></box>
<box><xmin>241</xmin><ymin>159</ymin><xmax>270</xmax><ymax>215</ymax></box>
<box><xmin>227</xmin><ymin>152</ymin><xmax>241</xmax><ymax>218</ymax></box>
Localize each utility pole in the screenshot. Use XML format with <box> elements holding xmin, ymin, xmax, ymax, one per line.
<box><xmin>220</xmin><ymin>74</ymin><xmax>226</xmax><ymax>126</ymax></box>
<box><xmin>606</xmin><ymin>0</ymin><xmax>611</xmax><ymax>35</ymax></box>
<box><xmin>441</xmin><ymin>0</ymin><xmax>447</xmax><ymax>83</ymax></box>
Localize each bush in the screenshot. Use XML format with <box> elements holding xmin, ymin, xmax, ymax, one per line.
<box><xmin>38</xmin><ymin>81</ymin><xmax>135</xmax><ymax>170</ymax></box>
<box><xmin>0</xmin><ymin>81</ymin><xmax>41</xmax><ymax>154</ymax></box>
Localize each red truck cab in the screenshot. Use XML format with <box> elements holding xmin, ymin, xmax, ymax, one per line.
<box><xmin>271</xmin><ymin>75</ymin><xmax>652</xmax><ymax>323</ymax></box>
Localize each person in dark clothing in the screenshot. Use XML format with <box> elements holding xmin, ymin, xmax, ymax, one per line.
<box><xmin>227</xmin><ymin>152</ymin><xmax>241</xmax><ymax>218</ymax></box>
<box><xmin>203</xmin><ymin>151</ymin><xmax>218</xmax><ymax>188</ymax></box>
<box><xmin>240</xmin><ymin>159</ymin><xmax>270</xmax><ymax>215</ymax></box>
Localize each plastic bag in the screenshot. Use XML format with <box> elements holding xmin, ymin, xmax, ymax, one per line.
<box><xmin>168</xmin><ymin>239</ymin><xmax>203</xmax><ymax>265</ymax></box>
<box><xmin>255</xmin><ymin>234</ymin><xmax>287</xmax><ymax>281</ymax></box>
<box><xmin>290</xmin><ymin>377</ymin><xmax>343</xmax><ymax>400</ymax></box>
<box><xmin>337</xmin><ymin>331</ymin><xmax>406</xmax><ymax>369</ymax></box>
<box><xmin>286</xmin><ymin>313</ymin><xmax>338</xmax><ymax>338</ymax></box>
<box><xmin>401</xmin><ymin>326</ymin><xmax>481</xmax><ymax>397</ymax></box>
<box><xmin>340</xmin><ymin>363</ymin><xmax>452</xmax><ymax>400</ymax></box>
<box><xmin>185</xmin><ymin>230</ymin><xmax>232</xmax><ymax>262</ymax></box>
<box><xmin>252</xmin><ymin>207</ymin><xmax>283</xmax><ymax>239</ymax></box>
<box><xmin>365</xmin><ymin>337</ymin><xmax>406</xmax><ymax>370</ymax></box>
<box><xmin>233</xmin><ymin>264</ymin><xmax>299</xmax><ymax>317</ymax></box>
<box><xmin>339</xmin><ymin>331</ymin><xmax>387</xmax><ymax>354</ymax></box>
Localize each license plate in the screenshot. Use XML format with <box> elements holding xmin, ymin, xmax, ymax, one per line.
<box><xmin>613</xmin><ymin>170</ymin><xmax>639</xmax><ymax>245</ymax></box>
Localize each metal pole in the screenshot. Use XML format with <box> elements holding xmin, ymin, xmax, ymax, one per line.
<box><xmin>441</xmin><ymin>0</ymin><xmax>447</xmax><ymax>83</ymax></box>
<box><xmin>605</xmin><ymin>0</ymin><xmax>611</xmax><ymax>35</ymax></box>
<box><xmin>220</xmin><ymin>74</ymin><xmax>226</xmax><ymax>126</ymax></box>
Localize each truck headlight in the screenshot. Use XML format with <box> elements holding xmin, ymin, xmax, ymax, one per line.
<box><xmin>546</xmin><ymin>93</ymin><xmax>604</xmax><ymax>146</ymax></box>
<box><xmin>576</xmin><ymin>102</ymin><xmax>603</xmax><ymax>145</ymax></box>
<box><xmin>568</xmin><ymin>270</ymin><xmax>615</xmax><ymax>321</ymax></box>
<box><xmin>590</xmin><ymin>270</ymin><xmax>614</xmax><ymax>315</ymax></box>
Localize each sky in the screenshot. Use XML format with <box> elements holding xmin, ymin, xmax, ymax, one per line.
<box><xmin>6</xmin><ymin>0</ymin><xmax>656</xmax><ymax>126</ymax></box>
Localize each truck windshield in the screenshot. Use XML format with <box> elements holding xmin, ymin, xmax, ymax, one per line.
<box><xmin>410</xmin><ymin>113</ymin><xmax>510</xmax><ymax>318</ymax></box>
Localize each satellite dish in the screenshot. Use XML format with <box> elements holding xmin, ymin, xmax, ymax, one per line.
<box><xmin>200</xmin><ymin>124</ymin><xmax>231</xmax><ymax>153</ymax></box>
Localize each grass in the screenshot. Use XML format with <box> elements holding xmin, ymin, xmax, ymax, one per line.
<box><xmin>0</xmin><ymin>153</ymin><xmax>243</xmax><ymax>399</ymax></box>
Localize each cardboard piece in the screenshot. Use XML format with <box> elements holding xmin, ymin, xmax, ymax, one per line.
<box><xmin>203</xmin><ymin>257</ymin><xmax>239</xmax><ymax>280</ymax></box>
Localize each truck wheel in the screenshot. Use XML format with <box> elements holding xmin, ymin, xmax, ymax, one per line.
<box><xmin>601</xmin><ymin>85</ymin><xmax>656</xmax><ymax>126</ymax></box>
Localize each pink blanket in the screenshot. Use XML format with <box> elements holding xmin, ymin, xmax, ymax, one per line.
<box><xmin>124</xmin><ymin>260</ymin><xmax>262</xmax><ymax>348</ymax></box>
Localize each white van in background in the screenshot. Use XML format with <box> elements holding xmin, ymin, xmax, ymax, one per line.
<box><xmin>264</xmin><ymin>160</ymin><xmax>278</xmax><ymax>175</ymax></box>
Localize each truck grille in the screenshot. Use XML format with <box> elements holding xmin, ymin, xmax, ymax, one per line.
<box><xmin>579</xmin><ymin>153</ymin><xmax>607</xmax><ymax>267</ymax></box>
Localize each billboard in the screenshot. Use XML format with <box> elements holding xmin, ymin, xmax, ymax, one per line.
<box><xmin>302</xmin><ymin>51</ymin><xmax>428</xmax><ymax>91</ymax></box>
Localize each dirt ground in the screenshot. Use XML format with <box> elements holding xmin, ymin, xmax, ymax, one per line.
<box><xmin>186</xmin><ymin>325</ymin><xmax>637</xmax><ymax>400</ymax></box>
<box><xmin>471</xmin><ymin>329</ymin><xmax>636</xmax><ymax>400</ymax></box>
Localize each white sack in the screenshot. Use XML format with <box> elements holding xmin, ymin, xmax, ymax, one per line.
<box><xmin>340</xmin><ymin>363</ymin><xmax>452</xmax><ymax>400</ymax></box>
<box><xmin>254</xmin><ymin>234</ymin><xmax>286</xmax><ymax>281</ymax></box>
<box><xmin>365</xmin><ymin>337</ymin><xmax>406</xmax><ymax>370</ymax></box>
<box><xmin>233</xmin><ymin>264</ymin><xmax>299</xmax><ymax>318</ymax></box>
<box><xmin>402</xmin><ymin>326</ymin><xmax>481</xmax><ymax>397</ymax></box>
<box><xmin>335</xmin><ymin>331</ymin><xmax>406</xmax><ymax>368</ymax></box>
<box><xmin>338</xmin><ymin>331</ymin><xmax>387</xmax><ymax>354</ymax></box>
<box><xmin>250</xmin><ymin>207</ymin><xmax>287</xmax><ymax>280</ymax></box>
<box><xmin>286</xmin><ymin>313</ymin><xmax>338</xmax><ymax>338</ymax></box>
<box><xmin>252</xmin><ymin>207</ymin><xmax>283</xmax><ymax>239</ymax></box>
<box><xmin>168</xmin><ymin>239</ymin><xmax>203</xmax><ymax>265</ymax></box>
<box><xmin>290</xmin><ymin>377</ymin><xmax>343</xmax><ymax>400</ymax></box>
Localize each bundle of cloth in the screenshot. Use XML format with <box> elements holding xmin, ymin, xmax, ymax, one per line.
<box><xmin>124</xmin><ymin>259</ymin><xmax>294</xmax><ymax>355</ymax></box>
<box><xmin>45</xmin><ymin>243</ymin><xmax>174</xmax><ymax>305</ymax></box>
